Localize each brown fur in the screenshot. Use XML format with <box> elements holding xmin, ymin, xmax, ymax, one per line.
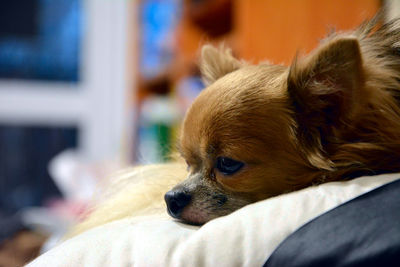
<box><xmin>173</xmin><ymin>14</ymin><xmax>400</xmax><ymax>224</ymax></box>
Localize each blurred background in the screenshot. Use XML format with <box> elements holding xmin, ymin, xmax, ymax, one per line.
<box><xmin>0</xmin><ymin>0</ymin><xmax>397</xmax><ymax>265</ymax></box>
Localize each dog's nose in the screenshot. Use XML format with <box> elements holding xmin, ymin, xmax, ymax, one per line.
<box><xmin>164</xmin><ymin>190</ymin><xmax>191</xmax><ymax>219</ymax></box>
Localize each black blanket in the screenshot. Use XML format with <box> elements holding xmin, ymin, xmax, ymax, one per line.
<box><xmin>264</xmin><ymin>178</ymin><xmax>400</xmax><ymax>267</ymax></box>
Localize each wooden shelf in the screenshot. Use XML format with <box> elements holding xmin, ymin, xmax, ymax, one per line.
<box><xmin>137</xmin><ymin>0</ymin><xmax>380</xmax><ymax>96</ymax></box>
<box><xmin>234</xmin><ymin>0</ymin><xmax>380</xmax><ymax>65</ymax></box>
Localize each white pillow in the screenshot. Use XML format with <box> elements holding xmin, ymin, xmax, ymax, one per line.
<box><xmin>27</xmin><ymin>173</ymin><xmax>400</xmax><ymax>267</ymax></box>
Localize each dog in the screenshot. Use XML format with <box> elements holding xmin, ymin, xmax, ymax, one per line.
<box><xmin>69</xmin><ymin>14</ymin><xmax>400</xmax><ymax>236</ymax></box>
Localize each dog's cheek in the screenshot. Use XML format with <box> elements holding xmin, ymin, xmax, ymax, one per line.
<box><xmin>214</xmin><ymin>166</ymin><xmax>268</xmax><ymax>194</ymax></box>
<box><xmin>215</xmin><ymin>163</ymin><xmax>302</xmax><ymax>200</ymax></box>
<box><xmin>182</xmin><ymin>193</ymin><xmax>251</xmax><ymax>224</ymax></box>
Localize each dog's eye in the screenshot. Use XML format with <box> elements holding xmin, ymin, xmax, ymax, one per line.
<box><xmin>215</xmin><ymin>157</ymin><xmax>244</xmax><ymax>175</ymax></box>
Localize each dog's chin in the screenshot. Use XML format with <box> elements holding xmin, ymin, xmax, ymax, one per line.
<box><xmin>178</xmin><ymin>208</ymin><xmax>212</xmax><ymax>225</ymax></box>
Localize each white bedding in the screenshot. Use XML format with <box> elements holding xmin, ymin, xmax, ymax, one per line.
<box><xmin>27</xmin><ymin>173</ymin><xmax>400</xmax><ymax>267</ymax></box>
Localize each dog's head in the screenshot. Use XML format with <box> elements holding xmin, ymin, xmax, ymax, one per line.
<box><xmin>165</xmin><ymin>37</ymin><xmax>365</xmax><ymax>224</ymax></box>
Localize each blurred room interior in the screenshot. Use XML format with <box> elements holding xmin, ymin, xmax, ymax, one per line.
<box><xmin>0</xmin><ymin>0</ymin><xmax>397</xmax><ymax>265</ymax></box>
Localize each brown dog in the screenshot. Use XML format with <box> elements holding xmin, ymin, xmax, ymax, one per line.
<box><xmin>164</xmin><ymin>15</ymin><xmax>400</xmax><ymax>224</ymax></box>
<box><xmin>69</xmin><ymin>15</ymin><xmax>400</xmax><ymax>236</ymax></box>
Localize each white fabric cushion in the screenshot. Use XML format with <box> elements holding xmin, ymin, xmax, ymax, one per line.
<box><xmin>27</xmin><ymin>173</ymin><xmax>400</xmax><ymax>267</ymax></box>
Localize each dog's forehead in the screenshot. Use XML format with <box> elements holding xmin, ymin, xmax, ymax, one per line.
<box><xmin>180</xmin><ymin>64</ymin><xmax>288</xmax><ymax>156</ymax></box>
<box><xmin>212</xmin><ymin>64</ymin><xmax>287</xmax><ymax>94</ymax></box>
<box><xmin>187</xmin><ymin>64</ymin><xmax>287</xmax><ymax>121</ymax></box>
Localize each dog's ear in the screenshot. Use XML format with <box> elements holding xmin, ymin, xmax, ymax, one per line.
<box><xmin>200</xmin><ymin>45</ymin><xmax>242</xmax><ymax>85</ymax></box>
<box><xmin>288</xmin><ymin>37</ymin><xmax>364</xmax><ymax>169</ymax></box>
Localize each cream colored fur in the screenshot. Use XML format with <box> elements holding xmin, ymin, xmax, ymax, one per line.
<box><xmin>66</xmin><ymin>163</ymin><xmax>187</xmax><ymax>238</ymax></box>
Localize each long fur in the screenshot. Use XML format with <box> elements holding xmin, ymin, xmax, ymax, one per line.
<box><xmin>69</xmin><ymin>14</ymin><xmax>400</xmax><ymax>236</ymax></box>
<box><xmin>288</xmin><ymin>15</ymin><xmax>400</xmax><ymax>183</ymax></box>
<box><xmin>66</xmin><ymin>163</ymin><xmax>187</xmax><ymax>238</ymax></box>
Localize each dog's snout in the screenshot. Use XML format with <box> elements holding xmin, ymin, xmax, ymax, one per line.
<box><xmin>164</xmin><ymin>190</ymin><xmax>191</xmax><ymax>219</ymax></box>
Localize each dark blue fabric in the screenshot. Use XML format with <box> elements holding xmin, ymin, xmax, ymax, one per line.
<box><xmin>264</xmin><ymin>178</ymin><xmax>400</xmax><ymax>267</ymax></box>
